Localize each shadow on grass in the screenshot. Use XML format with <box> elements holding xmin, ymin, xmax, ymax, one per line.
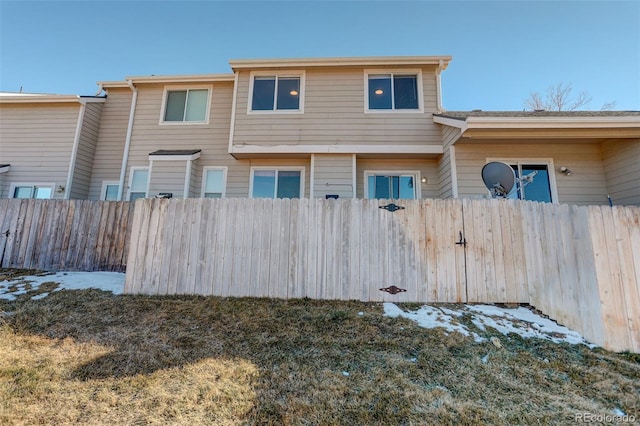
<box><xmin>2</xmin><ymin>288</ymin><xmax>640</xmax><ymax>424</ymax></box>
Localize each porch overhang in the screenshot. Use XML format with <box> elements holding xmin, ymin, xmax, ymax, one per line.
<box><xmin>434</xmin><ymin>112</ymin><xmax>640</xmax><ymax>140</ymax></box>
<box><xmin>0</xmin><ymin>164</ymin><xmax>10</xmax><ymax>173</ymax></box>
<box><xmin>229</xmin><ymin>144</ymin><xmax>444</xmax><ymax>159</ymax></box>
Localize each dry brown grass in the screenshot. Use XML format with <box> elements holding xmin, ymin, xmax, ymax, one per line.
<box><xmin>0</xmin><ymin>278</ymin><xmax>638</xmax><ymax>425</ymax></box>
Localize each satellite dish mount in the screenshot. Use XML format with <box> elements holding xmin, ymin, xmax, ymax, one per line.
<box><xmin>481</xmin><ymin>162</ymin><xmax>538</xmax><ymax>199</ymax></box>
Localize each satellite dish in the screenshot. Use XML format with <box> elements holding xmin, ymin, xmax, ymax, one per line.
<box><xmin>481</xmin><ymin>162</ymin><xmax>516</xmax><ymax>198</ymax></box>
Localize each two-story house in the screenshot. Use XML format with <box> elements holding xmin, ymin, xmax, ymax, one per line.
<box><xmin>1</xmin><ymin>56</ymin><xmax>639</xmax><ymax>205</ymax></box>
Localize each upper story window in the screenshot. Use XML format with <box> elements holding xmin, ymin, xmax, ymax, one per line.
<box><xmin>161</xmin><ymin>87</ymin><xmax>210</xmax><ymax>123</ymax></box>
<box><xmin>249</xmin><ymin>72</ymin><xmax>304</xmax><ymax>113</ymax></box>
<box><xmin>365</xmin><ymin>71</ymin><xmax>422</xmax><ymax>112</ymax></box>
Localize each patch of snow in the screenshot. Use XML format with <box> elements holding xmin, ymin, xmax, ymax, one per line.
<box><xmin>0</xmin><ymin>271</ymin><xmax>125</xmax><ymax>301</ymax></box>
<box><xmin>342</xmin><ymin>371</ymin><xmax>350</xmax><ymax>377</ymax></box>
<box><xmin>613</xmin><ymin>408</ymin><xmax>626</xmax><ymax>416</ymax></box>
<box><xmin>383</xmin><ymin>302</ymin><xmax>595</xmax><ymax>348</ymax></box>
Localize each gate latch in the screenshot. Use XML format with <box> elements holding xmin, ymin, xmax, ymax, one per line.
<box><xmin>380</xmin><ymin>285</ymin><xmax>407</xmax><ymax>295</ymax></box>
<box><xmin>455</xmin><ymin>231</ymin><xmax>467</xmax><ymax>247</ymax></box>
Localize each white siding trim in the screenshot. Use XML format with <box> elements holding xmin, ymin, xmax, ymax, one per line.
<box><xmin>352</xmin><ymin>154</ymin><xmax>357</xmax><ymax>199</ymax></box>
<box><xmin>450</xmin><ymin>145</ymin><xmax>459</xmax><ymax>198</ymax></box>
<box><xmin>228</xmin><ymin>71</ymin><xmax>239</xmax><ymax>154</ymax></box>
<box><xmin>64</xmin><ymin>103</ymin><xmax>86</xmax><ymax>199</ymax></box>
<box><xmin>183</xmin><ymin>160</ymin><xmax>193</xmax><ymax>199</ymax></box>
<box><xmin>117</xmin><ymin>81</ymin><xmax>138</xmax><ymax>201</ymax></box>
<box><xmin>310</xmin><ymin>154</ymin><xmax>315</xmax><ymax>198</ymax></box>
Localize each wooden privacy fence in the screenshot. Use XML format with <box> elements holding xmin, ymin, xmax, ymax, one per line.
<box><xmin>0</xmin><ymin>199</ymin><xmax>133</xmax><ymax>272</ymax></box>
<box><xmin>125</xmin><ymin>198</ymin><xmax>640</xmax><ymax>352</ymax></box>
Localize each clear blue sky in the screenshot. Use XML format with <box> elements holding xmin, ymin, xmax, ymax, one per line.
<box><xmin>1</xmin><ymin>0</ymin><xmax>638</xmax><ymax>111</ymax></box>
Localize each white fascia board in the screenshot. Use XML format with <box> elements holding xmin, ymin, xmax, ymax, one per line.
<box><xmin>125</xmin><ymin>74</ymin><xmax>235</xmax><ymax>84</ymax></box>
<box><xmin>465</xmin><ymin>116</ymin><xmax>640</xmax><ymax>129</ymax></box>
<box><xmin>230</xmin><ymin>144</ymin><xmax>444</xmax><ymax>155</ymax></box>
<box><xmin>230</xmin><ymin>56</ymin><xmax>452</xmax><ymax>70</ymax></box>
<box><xmin>0</xmin><ymin>95</ymin><xmax>101</xmax><ymax>104</ymax></box>
<box><xmin>148</xmin><ymin>152</ymin><xmax>201</xmax><ymax>161</ymax></box>
<box><xmin>433</xmin><ymin>116</ymin><xmax>469</xmax><ymax>132</ymax></box>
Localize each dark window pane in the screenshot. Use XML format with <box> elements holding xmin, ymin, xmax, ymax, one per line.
<box><xmin>276</xmin><ymin>77</ymin><xmax>300</xmax><ymax>110</ymax></box>
<box><xmin>253</xmin><ymin>170</ymin><xmax>276</xmax><ymax>197</ymax></box>
<box><xmin>522</xmin><ymin>165</ymin><xmax>552</xmax><ymax>202</ymax></box>
<box><xmin>394</xmin><ymin>75</ymin><xmax>418</xmax><ymax>109</ymax></box>
<box><xmin>374</xmin><ymin>175</ymin><xmax>391</xmax><ymax>198</ymax></box>
<box><xmin>276</xmin><ymin>171</ymin><xmax>301</xmax><ymax>198</ymax></box>
<box><xmin>252</xmin><ymin>77</ymin><xmax>276</xmax><ymax>110</ymax></box>
<box><xmin>165</xmin><ymin>91</ymin><xmax>187</xmax><ymax>121</ymax></box>
<box><xmin>368</xmin><ymin>75</ymin><xmax>392</xmax><ymax>109</ymax></box>
<box><xmin>129</xmin><ymin>192</ymin><xmax>146</xmax><ymax>202</ymax></box>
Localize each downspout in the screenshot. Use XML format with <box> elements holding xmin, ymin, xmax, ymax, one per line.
<box><xmin>65</xmin><ymin>99</ymin><xmax>87</xmax><ymax>199</ymax></box>
<box><xmin>117</xmin><ymin>79</ymin><xmax>138</xmax><ymax>201</ymax></box>
<box><xmin>436</xmin><ymin>59</ymin><xmax>445</xmax><ymax>113</ymax></box>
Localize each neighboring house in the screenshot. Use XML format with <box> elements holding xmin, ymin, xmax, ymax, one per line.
<box><xmin>1</xmin><ymin>56</ymin><xmax>639</xmax><ymax>205</ymax></box>
<box><xmin>0</xmin><ymin>92</ymin><xmax>105</xmax><ymax>200</ymax></box>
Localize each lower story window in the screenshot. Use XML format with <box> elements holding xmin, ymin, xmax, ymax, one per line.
<box><xmin>101</xmin><ymin>181</ymin><xmax>119</xmax><ymax>201</ymax></box>
<box><xmin>128</xmin><ymin>168</ymin><xmax>149</xmax><ymax>201</ymax></box>
<box><xmin>508</xmin><ymin>163</ymin><xmax>553</xmax><ymax>202</ymax></box>
<box><xmin>251</xmin><ymin>168</ymin><xmax>303</xmax><ymax>198</ymax></box>
<box><xmin>202</xmin><ymin>167</ymin><xmax>226</xmax><ymax>198</ymax></box>
<box><xmin>11</xmin><ymin>184</ymin><xmax>53</xmax><ymax>199</ymax></box>
<box><xmin>365</xmin><ymin>172</ymin><xmax>418</xmax><ymax>199</ymax></box>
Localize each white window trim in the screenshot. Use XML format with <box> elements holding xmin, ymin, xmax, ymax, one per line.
<box><xmin>201</xmin><ymin>166</ymin><xmax>228</xmax><ymax>198</ymax></box>
<box><xmin>247</xmin><ymin>70</ymin><xmax>305</xmax><ymax>115</ymax></box>
<box><xmin>486</xmin><ymin>158</ymin><xmax>559</xmax><ymax>203</ymax></box>
<box><xmin>363</xmin><ymin>170</ymin><xmax>422</xmax><ymax>199</ymax></box>
<box><xmin>127</xmin><ymin>166</ymin><xmax>150</xmax><ymax>201</ymax></box>
<box><xmin>101</xmin><ymin>181</ymin><xmax>120</xmax><ymax>201</ymax></box>
<box><xmin>249</xmin><ymin>166</ymin><xmax>306</xmax><ymax>198</ymax></box>
<box><xmin>9</xmin><ymin>182</ymin><xmax>55</xmax><ymax>199</ymax></box>
<box><xmin>364</xmin><ymin>69</ymin><xmax>424</xmax><ymax>113</ymax></box>
<box><xmin>159</xmin><ymin>85</ymin><xmax>212</xmax><ymax>125</ymax></box>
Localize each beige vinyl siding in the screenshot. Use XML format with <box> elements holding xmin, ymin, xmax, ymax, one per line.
<box><xmin>149</xmin><ymin>161</ymin><xmax>189</xmax><ymax>198</ymax></box>
<box><xmin>123</xmin><ymin>82</ymin><xmax>234</xmax><ymax>198</ymax></box>
<box><xmin>70</xmin><ymin>102</ymin><xmax>103</xmax><ymax>199</ymax></box>
<box><xmin>0</xmin><ymin>103</ymin><xmax>80</xmax><ymax>199</ymax></box>
<box><xmin>313</xmin><ymin>154</ymin><xmax>354</xmax><ymax>198</ymax></box>
<box><xmin>455</xmin><ymin>142</ymin><xmax>609</xmax><ymax>205</ymax></box>
<box><xmin>232</xmin><ymin>67</ymin><xmax>442</xmax><ymax>149</ymax></box>
<box><xmin>437</xmin><ymin>125</ymin><xmax>462</xmax><ymax>198</ymax></box>
<box><xmin>89</xmin><ymin>88</ymin><xmax>132</xmax><ymax>199</ymax></box>
<box><xmin>602</xmin><ymin>138</ymin><xmax>640</xmax><ymax>206</ymax></box>
<box><xmin>355</xmin><ymin>158</ymin><xmax>439</xmax><ymax>199</ymax></box>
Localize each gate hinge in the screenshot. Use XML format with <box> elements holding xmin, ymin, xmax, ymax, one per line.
<box><xmin>380</xmin><ymin>285</ymin><xmax>407</xmax><ymax>295</ymax></box>
<box><xmin>455</xmin><ymin>231</ymin><xmax>467</xmax><ymax>247</ymax></box>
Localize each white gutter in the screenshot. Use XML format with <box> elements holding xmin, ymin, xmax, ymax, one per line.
<box><xmin>64</xmin><ymin>101</ymin><xmax>87</xmax><ymax>199</ymax></box>
<box><xmin>117</xmin><ymin>80</ymin><xmax>138</xmax><ymax>201</ymax></box>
